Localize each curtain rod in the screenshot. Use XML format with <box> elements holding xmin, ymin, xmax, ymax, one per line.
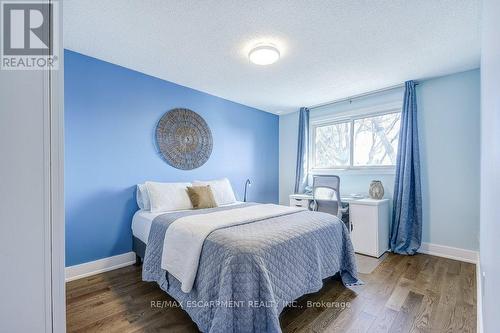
<box><xmin>308</xmin><ymin>82</ymin><xmax>418</xmax><ymax>110</ymax></box>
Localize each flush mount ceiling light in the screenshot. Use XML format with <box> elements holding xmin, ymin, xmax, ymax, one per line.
<box><xmin>248</xmin><ymin>44</ymin><xmax>280</xmax><ymax>65</ymax></box>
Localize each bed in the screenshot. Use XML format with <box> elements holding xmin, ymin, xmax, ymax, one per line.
<box><xmin>131</xmin><ymin>201</ymin><xmax>360</xmax><ymax>333</ymax></box>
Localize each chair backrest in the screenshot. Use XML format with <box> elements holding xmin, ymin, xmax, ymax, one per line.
<box><xmin>312</xmin><ymin>175</ymin><xmax>341</xmax><ymax>217</ymax></box>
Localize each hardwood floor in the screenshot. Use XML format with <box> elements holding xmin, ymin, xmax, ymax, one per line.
<box><xmin>66</xmin><ymin>253</ymin><xmax>476</xmax><ymax>332</ymax></box>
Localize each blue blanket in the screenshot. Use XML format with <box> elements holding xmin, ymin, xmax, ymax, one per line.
<box><xmin>142</xmin><ymin>203</ymin><xmax>360</xmax><ymax>333</ymax></box>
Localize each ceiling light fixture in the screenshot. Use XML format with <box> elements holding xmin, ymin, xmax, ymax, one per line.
<box><xmin>248</xmin><ymin>44</ymin><xmax>280</xmax><ymax>65</ymax></box>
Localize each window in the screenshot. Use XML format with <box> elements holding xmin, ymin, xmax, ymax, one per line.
<box><xmin>314</xmin><ymin>121</ymin><xmax>351</xmax><ymax>168</ymax></box>
<box><xmin>311</xmin><ymin>110</ymin><xmax>401</xmax><ymax>170</ymax></box>
<box><xmin>353</xmin><ymin>112</ymin><xmax>400</xmax><ymax>166</ymax></box>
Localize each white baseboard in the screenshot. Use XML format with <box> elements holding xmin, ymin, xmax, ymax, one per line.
<box><xmin>476</xmin><ymin>253</ymin><xmax>483</xmax><ymax>333</ymax></box>
<box><xmin>418</xmin><ymin>242</ymin><xmax>478</xmax><ymax>264</ymax></box>
<box><xmin>65</xmin><ymin>251</ymin><xmax>136</xmax><ymax>282</ymax></box>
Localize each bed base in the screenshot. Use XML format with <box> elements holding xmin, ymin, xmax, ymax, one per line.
<box><xmin>133</xmin><ymin>236</ymin><xmax>146</xmax><ymax>265</ymax></box>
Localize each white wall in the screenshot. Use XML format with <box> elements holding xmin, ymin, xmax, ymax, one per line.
<box><xmin>0</xmin><ymin>1</ymin><xmax>64</xmax><ymax>332</ymax></box>
<box><xmin>279</xmin><ymin>112</ymin><xmax>300</xmax><ymax>205</ymax></box>
<box><xmin>279</xmin><ymin>69</ymin><xmax>480</xmax><ymax>251</ymax></box>
<box><xmin>0</xmin><ymin>70</ymin><xmax>53</xmax><ymax>332</ymax></box>
<box><xmin>418</xmin><ymin>70</ymin><xmax>480</xmax><ymax>251</ymax></box>
<box><xmin>480</xmin><ymin>0</ymin><xmax>500</xmax><ymax>331</ymax></box>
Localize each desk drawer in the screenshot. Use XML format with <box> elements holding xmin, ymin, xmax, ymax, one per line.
<box><xmin>290</xmin><ymin>198</ymin><xmax>309</xmax><ymax>208</ymax></box>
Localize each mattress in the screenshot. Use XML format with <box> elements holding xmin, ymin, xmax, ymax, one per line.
<box><xmin>131</xmin><ymin>202</ymin><xmax>242</xmax><ymax>243</ymax></box>
<box><xmin>131</xmin><ymin>210</ymin><xmax>163</xmax><ymax>243</ymax></box>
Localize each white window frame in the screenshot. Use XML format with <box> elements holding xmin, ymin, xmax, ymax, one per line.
<box><xmin>309</xmin><ymin>102</ymin><xmax>402</xmax><ymax>174</ymax></box>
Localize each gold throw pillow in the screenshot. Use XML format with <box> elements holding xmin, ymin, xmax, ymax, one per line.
<box><xmin>187</xmin><ymin>185</ymin><xmax>218</xmax><ymax>209</ymax></box>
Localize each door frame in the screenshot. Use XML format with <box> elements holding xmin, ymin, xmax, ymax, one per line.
<box><xmin>48</xmin><ymin>0</ymin><xmax>65</xmax><ymax>331</ymax></box>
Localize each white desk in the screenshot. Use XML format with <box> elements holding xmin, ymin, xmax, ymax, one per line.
<box><xmin>289</xmin><ymin>194</ymin><xmax>390</xmax><ymax>258</ymax></box>
<box><xmin>289</xmin><ymin>193</ymin><xmax>367</xmax><ymax>207</ymax></box>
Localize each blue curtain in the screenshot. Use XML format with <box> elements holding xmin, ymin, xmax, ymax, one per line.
<box><xmin>294</xmin><ymin>107</ymin><xmax>309</xmax><ymax>193</ymax></box>
<box><xmin>390</xmin><ymin>81</ymin><xmax>423</xmax><ymax>255</ymax></box>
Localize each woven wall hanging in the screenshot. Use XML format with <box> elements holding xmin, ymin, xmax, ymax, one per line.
<box><xmin>155</xmin><ymin>108</ymin><xmax>213</xmax><ymax>170</ymax></box>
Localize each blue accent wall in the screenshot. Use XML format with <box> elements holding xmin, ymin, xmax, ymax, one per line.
<box><xmin>64</xmin><ymin>50</ymin><xmax>279</xmax><ymax>267</ymax></box>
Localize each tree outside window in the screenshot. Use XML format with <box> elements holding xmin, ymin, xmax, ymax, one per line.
<box><xmin>312</xmin><ymin>111</ymin><xmax>401</xmax><ymax>169</ymax></box>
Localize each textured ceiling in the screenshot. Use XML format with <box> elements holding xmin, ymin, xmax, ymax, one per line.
<box><xmin>64</xmin><ymin>0</ymin><xmax>480</xmax><ymax>114</ymax></box>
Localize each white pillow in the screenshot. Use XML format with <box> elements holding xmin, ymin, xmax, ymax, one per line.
<box><xmin>136</xmin><ymin>184</ymin><xmax>151</xmax><ymax>210</ymax></box>
<box><xmin>192</xmin><ymin>178</ymin><xmax>236</xmax><ymax>206</ymax></box>
<box><xmin>145</xmin><ymin>181</ymin><xmax>193</xmax><ymax>213</ymax></box>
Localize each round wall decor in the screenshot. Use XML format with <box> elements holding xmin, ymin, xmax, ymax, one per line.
<box><xmin>155</xmin><ymin>108</ymin><xmax>213</xmax><ymax>170</ymax></box>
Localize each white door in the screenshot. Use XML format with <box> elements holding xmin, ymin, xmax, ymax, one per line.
<box><xmin>350</xmin><ymin>204</ymin><xmax>377</xmax><ymax>256</ymax></box>
<box><xmin>0</xmin><ymin>0</ymin><xmax>64</xmax><ymax>331</ymax></box>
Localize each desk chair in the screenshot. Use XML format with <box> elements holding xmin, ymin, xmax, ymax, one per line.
<box><xmin>311</xmin><ymin>175</ymin><xmax>345</xmax><ymax>220</ymax></box>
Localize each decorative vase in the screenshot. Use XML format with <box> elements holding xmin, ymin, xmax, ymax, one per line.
<box><xmin>369</xmin><ymin>180</ymin><xmax>384</xmax><ymax>199</ymax></box>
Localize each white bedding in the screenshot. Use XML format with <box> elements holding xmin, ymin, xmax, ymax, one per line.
<box><xmin>132</xmin><ymin>210</ymin><xmax>164</xmax><ymax>243</ymax></box>
<box><xmin>162</xmin><ymin>204</ymin><xmax>304</xmax><ymax>293</ymax></box>
<box><xmin>131</xmin><ymin>202</ymin><xmax>243</xmax><ymax>243</ymax></box>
